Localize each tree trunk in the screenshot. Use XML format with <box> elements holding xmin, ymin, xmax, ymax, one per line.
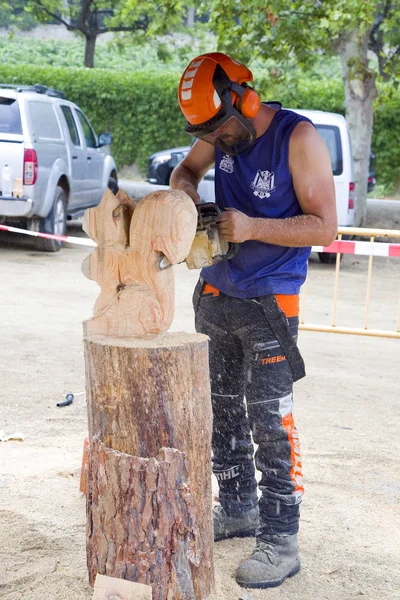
<box><xmin>84</xmin><ymin>34</ymin><xmax>96</xmax><ymax>68</ymax></box>
<box><xmin>186</xmin><ymin>7</ymin><xmax>196</xmax><ymax>27</ymax></box>
<box><xmin>84</xmin><ymin>332</ymin><xmax>214</xmax><ymax>599</ymax></box>
<box><xmin>337</xmin><ymin>30</ymin><xmax>377</xmax><ymax>226</ymax></box>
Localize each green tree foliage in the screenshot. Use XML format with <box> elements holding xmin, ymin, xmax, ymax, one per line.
<box><xmin>0</xmin><ymin>35</ymin><xmax>213</xmax><ymax>72</ymax></box>
<box><xmin>21</xmin><ymin>0</ymin><xmax>190</xmax><ymax>67</ymax></box>
<box><xmin>0</xmin><ymin>0</ymin><xmax>37</xmax><ymax>30</ymax></box>
<box><xmin>201</xmin><ymin>0</ymin><xmax>400</xmax><ymax>222</ymax></box>
<box><xmin>200</xmin><ymin>0</ymin><xmax>400</xmax><ymax>79</ymax></box>
<box><xmin>0</xmin><ymin>38</ymin><xmax>184</xmax><ymax>70</ymax></box>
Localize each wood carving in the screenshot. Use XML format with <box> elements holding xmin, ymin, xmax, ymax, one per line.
<box><xmin>82</xmin><ymin>187</ymin><xmax>197</xmax><ymax>338</ymax></box>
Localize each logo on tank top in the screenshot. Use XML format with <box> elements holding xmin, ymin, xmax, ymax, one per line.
<box><xmin>250</xmin><ymin>170</ymin><xmax>275</xmax><ymax>198</ymax></box>
<box><xmin>219</xmin><ymin>154</ymin><xmax>235</xmax><ymax>173</ymax></box>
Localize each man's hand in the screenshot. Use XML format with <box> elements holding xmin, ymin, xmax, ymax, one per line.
<box><xmin>170</xmin><ymin>140</ymin><xmax>215</xmax><ymax>206</ymax></box>
<box><xmin>218</xmin><ymin>208</ymin><xmax>253</xmax><ymax>243</ymax></box>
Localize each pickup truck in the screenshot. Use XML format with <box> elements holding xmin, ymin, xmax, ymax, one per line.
<box><xmin>0</xmin><ymin>84</ymin><xmax>117</xmax><ymax>251</ymax></box>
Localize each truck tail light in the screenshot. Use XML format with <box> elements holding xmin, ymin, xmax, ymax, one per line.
<box><xmin>348</xmin><ymin>182</ymin><xmax>355</xmax><ymax>210</ymax></box>
<box><xmin>23</xmin><ymin>148</ymin><xmax>38</xmax><ymax>185</ymax></box>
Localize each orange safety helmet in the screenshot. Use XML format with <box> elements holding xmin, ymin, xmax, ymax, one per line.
<box><xmin>178</xmin><ymin>52</ymin><xmax>261</xmax><ymax>137</ymax></box>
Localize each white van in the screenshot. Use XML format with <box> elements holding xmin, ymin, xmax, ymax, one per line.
<box><xmin>197</xmin><ymin>108</ymin><xmax>355</xmax><ymax>261</ymax></box>
<box><xmin>292</xmin><ymin>109</ymin><xmax>355</xmax><ymax>228</ymax></box>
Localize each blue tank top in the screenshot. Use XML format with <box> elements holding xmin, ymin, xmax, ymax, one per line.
<box><xmin>201</xmin><ymin>106</ymin><xmax>313</xmax><ymax>298</ymax></box>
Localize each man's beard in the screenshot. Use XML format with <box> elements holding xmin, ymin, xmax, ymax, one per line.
<box><xmin>209</xmin><ymin>117</ymin><xmax>256</xmax><ymax>155</ymax></box>
<box><xmin>213</xmin><ymin>131</ymin><xmax>254</xmax><ymax>155</ymax></box>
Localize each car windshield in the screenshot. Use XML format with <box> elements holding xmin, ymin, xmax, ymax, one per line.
<box><xmin>0</xmin><ymin>97</ymin><xmax>23</xmax><ymax>134</ymax></box>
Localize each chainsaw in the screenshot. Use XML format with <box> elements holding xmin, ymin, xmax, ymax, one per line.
<box><xmin>160</xmin><ymin>202</ymin><xmax>239</xmax><ymax>270</ymax></box>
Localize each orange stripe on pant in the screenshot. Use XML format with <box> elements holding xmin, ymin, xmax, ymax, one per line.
<box><xmin>201</xmin><ymin>283</ymin><xmax>300</xmax><ymax>319</ymax></box>
<box><xmin>282</xmin><ymin>413</ymin><xmax>304</xmax><ymax>495</ymax></box>
<box><xmin>275</xmin><ymin>294</ymin><xmax>299</xmax><ymax>319</ymax></box>
<box><xmin>202</xmin><ymin>283</ymin><xmax>220</xmax><ymax>297</ymax></box>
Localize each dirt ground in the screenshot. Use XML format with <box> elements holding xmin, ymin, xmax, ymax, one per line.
<box><xmin>0</xmin><ymin>224</ymin><xmax>399</xmax><ymax>600</ymax></box>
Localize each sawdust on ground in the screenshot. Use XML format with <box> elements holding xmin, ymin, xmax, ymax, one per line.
<box><xmin>0</xmin><ymin>233</ymin><xmax>399</xmax><ymax>600</ymax></box>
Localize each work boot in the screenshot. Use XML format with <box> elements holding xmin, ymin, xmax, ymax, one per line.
<box><xmin>235</xmin><ymin>534</ymin><xmax>300</xmax><ymax>588</ymax></box>
<box><xmin>213</xmin><ymin>505</ymin><xmax>259</xmax><ymax>542</ymax></box>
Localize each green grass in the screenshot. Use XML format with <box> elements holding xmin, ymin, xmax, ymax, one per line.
<box><xmin>0</xmin><ymin>35</ymin><xmax>343</xmax><ymax>77</ymax></box>
<box><xmin>0</xmin><ymin>37</ymin><xmax>192</xmax><ymax>70</ymax></box>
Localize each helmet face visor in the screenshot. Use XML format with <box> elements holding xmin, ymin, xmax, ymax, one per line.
<box><xmin>185</xmin><ymin>102</ymin><xmax>256</xmax><ymax>155</ymax></box>
<box><xmin>197</xmin><ymin>115</ymin><xmax>255</xmax><ymax>155</ymax></box>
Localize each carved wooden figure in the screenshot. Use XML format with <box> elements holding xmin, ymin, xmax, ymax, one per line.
<box><xmin>82</xmin><ymin>187</ymin><xmax>198</xmax><ymax>337</ymax></box>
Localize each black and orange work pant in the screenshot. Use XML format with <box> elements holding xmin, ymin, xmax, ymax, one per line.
<box><xmin>193</xmin><ymin>279</ymin><xmax>304</xmax><ymax>538</ymax></box>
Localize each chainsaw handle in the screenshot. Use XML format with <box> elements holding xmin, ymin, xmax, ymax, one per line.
<box><xmin>196</xmin><ymin>202</ymin><xmax>221</xmax><ymax>230</ymax></box>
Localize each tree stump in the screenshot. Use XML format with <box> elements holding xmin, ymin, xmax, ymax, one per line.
<box><xmin>82</xmin><ymin>188</ymin><xmax>213</xmax><ymax>599</ymax></box>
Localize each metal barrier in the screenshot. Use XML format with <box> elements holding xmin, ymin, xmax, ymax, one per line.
<box><xmin>301</xmin><ymin>227</ymin><xmax>400</xmax><ymax>339</ymax></box>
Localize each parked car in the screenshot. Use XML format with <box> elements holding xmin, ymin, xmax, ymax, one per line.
<box><xmin>0</xmin><ymin>83</ymin><xmax>117</xmax><ymax>251</ymax></box>
<box><xmin>147</xmin><ymin>145</ymin><xmax>189</xmax><ymax>187</ymax></box>
<box><xmin>147</xmin><ymin>109</ymin><xmax>377</xmax><ymax>263</ymax></box>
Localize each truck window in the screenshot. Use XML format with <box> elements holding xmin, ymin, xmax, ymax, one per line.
<box><xmin>75</xmin><ymin>110</ymin><xmax>97</xmax><ymax>148</ymax></box>
<box><xmin>29</xmin><ymin>101</ymin><xmax>62</xmax><ymax>140</ymax></box>
<box><xmin>315</xmin><ymin>125</ymin><xmax>343</xmax><ymax>176</ymax></box>
<box><xmin>0</xmin><ymin>97</ymin><xmax>23</xmax><ymax>134</ymax></box>
<box><xmin>60</xmin><ymin>105</ymin><xmax>80</xmax><ymax>146</ymax></box>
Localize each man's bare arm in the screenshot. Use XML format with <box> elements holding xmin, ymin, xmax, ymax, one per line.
<box><xmin>219</xmin><ymin>122</ymin><xmax>338</xmax><ymax>246</ymax></box>
<box><xmin>170</xmin><ymin>140</ymin><xmax>215</xmax><ymax>204</ymax></box>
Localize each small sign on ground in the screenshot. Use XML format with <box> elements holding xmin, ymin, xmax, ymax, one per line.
<box><xmin>92</xmin><ymin>574</ymin><xmax>152</xmax><ymax>600</ymax></box>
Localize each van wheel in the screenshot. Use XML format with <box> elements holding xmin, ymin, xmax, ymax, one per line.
<box><xmin>318</xmin><ymin>252</ymin><xmax>342</xmax><ymax>264</ymax></box>
<box><xmin>36</xmin><ymin>186</ymin><xmax>67</xmax><ymax>252</ymax></box>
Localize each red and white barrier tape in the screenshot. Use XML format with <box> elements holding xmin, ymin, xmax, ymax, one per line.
<box><xmin>313</xmin><ymin>239</ymin><xmax>400</xmax><ymax>257</ymax></box>
<box><xmin>1</xmin><ymin>224</ymin><xmax>400</xmax><ymax>257</ymax></box>
<box><xmin>0</xmin><ymin>224</ymin><xmax>96</xmax><ymax>247</ymax></box>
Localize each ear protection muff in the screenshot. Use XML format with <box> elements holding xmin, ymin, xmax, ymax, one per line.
<box><xmin>229</xmin><ymin>81</ymin><xmax>261</xmax><ymax>119</ymax></box>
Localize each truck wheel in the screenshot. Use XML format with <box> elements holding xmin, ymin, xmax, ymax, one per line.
<box><xmin>36</xmin><ymin>186</ymin><xmax>67</xmax><ymax>252</ymax></box>
<box><xmin>108</xmin><ymin>176</ymin><xmax>119</xmax><ymax>195</ymax></box>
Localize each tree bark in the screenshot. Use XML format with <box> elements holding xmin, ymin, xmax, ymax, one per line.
<box><xmin>337</xmin><ymin>30</ymin><xmax>377</xmax><ymax>226</ymax></box>
<box><xmin>84</xmin><ymin>34</ymin><xmax>97</xmax><ymax>68</ymax></box>
<box><xmin>84</xmin><ymin>332</ymin><xmax>213</xmax><ymax>599</ymax></box>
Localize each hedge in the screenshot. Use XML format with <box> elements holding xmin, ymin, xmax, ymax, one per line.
<box><xmin>0</xmin><ymin>64</ymin><xmax>188</xmax><ymax>173</ymax></box>
<box><xmin>0</xmin><ymin>64</ymin><xmax>398</xmax><ymax>190</ymax></box>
